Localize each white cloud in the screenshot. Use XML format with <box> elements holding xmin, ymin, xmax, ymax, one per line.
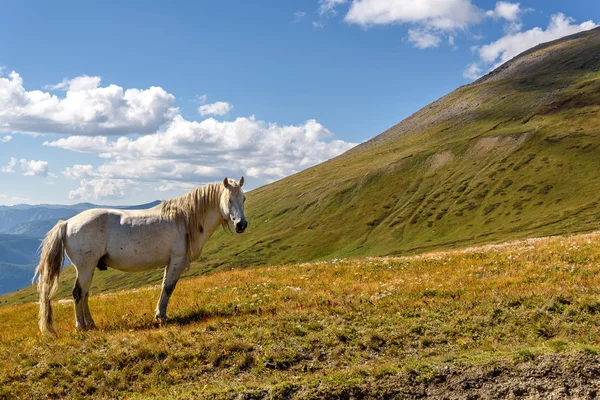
<box><xmin>344</xmin><ymin>0</ymin><xmax>486</xmax><ymax>49</ymax></box>
<box><xmin>197</xmin><ymin>94</ymin><xmax>208</xmax><ymax>104</ymax></box>
<box><xmin>345</xmin><ymin>0</ymin><xmax>483</xmax><ymax>30</ymax></box>
<box><xmin>466</xmin><ymin>13</ymin><xmax>598</xmax><ymax>79</ymax></box>
<box><xmin>19</xmin><ymin>159</ymin><xmax>49</xmax><ymax>177</ymax></box>
<box><xmin>155</xmin><ymin>182</ymin><xmax>197</xmax><ymax>193</ymax></box>
<box><xmin>43</xmin><ymin>77</ymin><xmax>70</xmax><ymax>91</ymax></box>
<box><xmin>46</xmin><ymin>115</ymin><xmax>357</xmax><ymax>191</ymax></box>
<box><xmin>69</xmin><ymin>178</ymin><xmax>136</xmax><ymax>200</ymax></box>
<box><xmin>0</xmin><ymin>72</ymin><xmax>178</xmax><ymax>136</ymax></box>
<box><xmin>485</xmin><ymin>2</ymin><xmax>528</xmax><ymax>34</ymax></box>
<box><xmin>1</xmin><ymin>157</ymin><xmax>16</xmax><ymax>173</ymax></box>
<box><xmin>463</xmin><ymin>62</ymin><xmax>483</xmax><ymax>80</ymax></box>
<box><xmin>45</xmin><ymin>136</ymin><xmax>114</xmax><ymax>157</ymax></box>
<box><xmin>62</xmin><ymin>164</ymin><xmax>97</xmax><ymax>179</ymax></box>
<box><xmin>0</xmin><ymin>135</ymin><xmax>11</xmax><ymax>142</ymax></box>
<box><xmin>198</xmin><ymin>101</ymin><xmax>233</xmax><ymax>117</ymax></box>
<box><xmin>314</xmin><ymin>0</ymin><xmax>347</xmax><ymax>27</ymax></box>
<box><xmin>486</xmin><ymin>2</ymin><xmax>522</xmax><ymax>21</ymax></box>
<box><xmin>408</xmin><ymin>28</ymin><xmax>442</xmax><ymax>49</ymax></box>
<box><xmin>319</xmin><ymin>0</ymin><xmax>347</xmax><ymax>16</ymax></box>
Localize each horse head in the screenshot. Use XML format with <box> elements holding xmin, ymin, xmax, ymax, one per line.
<box><xmin>221</xmin><ymin>176</ymin><xmax>248</xmax><ymax>234</ymax></box>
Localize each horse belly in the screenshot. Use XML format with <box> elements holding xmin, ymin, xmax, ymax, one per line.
<box><xmin>104</xmin><ymin>222</ymin><xmax>180</xmax><ymax>272</ymax></box>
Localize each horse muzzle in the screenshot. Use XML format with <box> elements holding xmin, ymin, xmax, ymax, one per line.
<box><xmin>235</xmin><ymin>219</ymin><xmax>248</xmax><ymax>234</ymax></box>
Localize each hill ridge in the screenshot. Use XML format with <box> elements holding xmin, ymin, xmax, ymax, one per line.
<box><xmin>345</xmin><ymin>26</ymin><xmax>600</xmax><ymax>155</ymax></box>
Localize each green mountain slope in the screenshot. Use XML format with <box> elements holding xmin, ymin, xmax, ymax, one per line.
<box><xmin>2</xmin><ymin>28</ymin><xmax>600</xmax><ymax>304</ymax></box>
<box><xmin>200</xmin><ymin>27</ymin><xmax>600</xmax><ymax>266</ymax></box>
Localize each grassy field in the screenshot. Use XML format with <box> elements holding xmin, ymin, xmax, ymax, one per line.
<box><xmin>1</xmin><ymin>231</ymin><xmax>600</xmax><ymax>398</ymax></box>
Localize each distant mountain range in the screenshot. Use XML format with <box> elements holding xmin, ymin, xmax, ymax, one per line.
<box><xmin>0</xmin><ymin>200</ymin><xmax>161</xmax><ymax>295</ymax></box>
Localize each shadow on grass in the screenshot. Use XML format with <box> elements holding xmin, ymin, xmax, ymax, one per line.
<box><xmin>99</xmin><ymin>305</ymin><xmax>269</xmax><ymax>333</ymax></box>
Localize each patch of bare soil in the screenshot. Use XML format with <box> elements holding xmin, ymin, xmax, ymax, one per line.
<box><xmin>427</xmin><ymin>151</ymin><xmax>454</xmax><ymax>170</ymax></box>
<box><xmin>231</xmin><ymin>353</ymin><xmax>600</xmax><ymax>399</ymax></box>
<box><xmin>468</xmin><ymin>132</ymin><xmax>530</xmax><ymax>159</ymax></box>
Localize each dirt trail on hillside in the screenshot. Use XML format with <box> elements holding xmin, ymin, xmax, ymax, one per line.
<box><xmin>416</xmin><ymin>354</ymin><xmax>599</xmax><ymax>400</ymax></box>
<box><xmin>231</xmin><ymin>353</ymin><xmax>600</xmax><ymax>399</ymax></box>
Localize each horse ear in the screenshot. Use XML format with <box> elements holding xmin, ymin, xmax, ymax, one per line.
<box><xmin>223</xmin><ymin>177</ymin><xmax>231</xmax><ymax>189</ymax></box>
<box><xmin>239</xmin><ymin>176</ymin><xmax>244</xmax><ymax>187</ymax></box>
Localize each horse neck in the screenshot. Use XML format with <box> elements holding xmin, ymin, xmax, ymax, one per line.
<box><xmin>187</xmin><ymin>206</ymin><xmax>224</xmax><ymax>261</ymax></box>
<box><xmin>202</xmin><ymin>207</ymin><xmax>225</xmax><ymax>236</ymax></box>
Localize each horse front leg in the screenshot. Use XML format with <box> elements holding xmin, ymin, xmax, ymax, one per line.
<box><xmin>155</xmin><ymin>255</ymin><xmax>188</xmax><ymax>324</ymax></box>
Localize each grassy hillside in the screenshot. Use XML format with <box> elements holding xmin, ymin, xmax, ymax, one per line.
<box><xmin>3</xmin><ymin>28</ymin><xmax>600</xmax><ymax>303</ymax></box>
<box><xmin>198</xmin><ymin>27</ymin><xmax>600</xmax><ymax>266</ymax></box>
<box><xmin>1</xmin><ymin>232</ymin><xmax>600</xmax><ymax>398</ymax></box>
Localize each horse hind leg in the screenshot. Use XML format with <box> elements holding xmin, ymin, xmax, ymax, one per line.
<box><xmin>72</xmin><ymin>263</ymin><xmax>96</xmax><ymax>331</ymax></box>
<box><xmin>82</xmin><ymin>292</ymin><xmax>96</xmax><ymax>329</ymax></box>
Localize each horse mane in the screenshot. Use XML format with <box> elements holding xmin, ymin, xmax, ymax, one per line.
<box><xmin>159</xmin><ymin>182</ymin><xmax>231</xmax><ymax>261</ymax></box>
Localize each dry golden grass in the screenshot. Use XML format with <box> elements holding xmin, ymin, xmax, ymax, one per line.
<box><xmin>1</xmin><ymin>232</ymin><xmax>600</xmax><ymax>398</ymax></box>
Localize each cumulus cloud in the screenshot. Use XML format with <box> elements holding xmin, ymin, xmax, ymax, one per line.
<box><xmin>1</xmin><ymin>157</ymin><xmax>51</xmax><ymax>177</ymax></box>
<box><xmin>485</xmin><ymin>2</ymin><xmax>528</xmax><ymax>34</ymax></box>
<box><xmin>0</xmin><ymin>72</ymin><xmax>178</xmax><ymax>136</ymax></box>
<box><xmin>62</xmin><ymin>164</ymin><xmax>97</xmax><ymax>180</ymax></box>
<box><xmin>19</xmin><ymin>159</ymin><xmax>49</xmax><ymax>177</ymax></box>
<box><xmin>342</xmin><ymin>1</ymin><xmax>537</xmax><ymax>50</ymax></box>
<box><xmin>198</xmin><ymin>101</ymin><xmax>233</xmax><ymax>117</ymax></box>
<box><xmin>1</xmin><ymin>157</ymin><xmax>16</xmax><ymax>173</ymax></box>
<box><xmin>466</xmin><ymin>13</ymin><xmax>597</xmax><ymax>80</ymax></box>
<box><xmin>69</xmin><ymin>178</ymin><xmax>136</xmax><ymax>201</ymax></box>
<box><xmin>485</xmin><ymin>2</ymin><xmax>522</xmax><ymax>21</ymax></box>
<box><xmin>46</xmin><ymin>115</ymin><xmax>357</xmax><ymax>193</ymax></box>
<box><xmin>345</xmin><ymin>0</ymin><xmax>483</xmax><ymax>30</ymax></box>
<box><xmin>1</xmin><ymin>135</ymin><xmax>11</xmax><ymax>142</ymax></box>
<box><xmin>343</xmin><ymin>0</ymin><xmax>488</xmax><ymax>49</ymax></box>
<box><xmin>408</xmin><ymin>28</ymin><xmax>442</xmax><ymax>49</ymax></box>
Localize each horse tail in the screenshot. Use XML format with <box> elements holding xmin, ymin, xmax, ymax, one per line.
<box><xmin>34</xmin><ymin>220</ymin><xmax>68</xmax><ymax>336</ymax></box>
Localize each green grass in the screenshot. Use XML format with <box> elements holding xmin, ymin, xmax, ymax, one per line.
<box><xmin>1</xmin><ymin>231</ymin><xmax>600</xmax><ymax>398</ymax></box>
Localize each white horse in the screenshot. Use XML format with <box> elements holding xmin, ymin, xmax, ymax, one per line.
<box><xmin>34</xmin><ymin>177</ymin><xmax>247</xmax><ymax>335</ymax></box>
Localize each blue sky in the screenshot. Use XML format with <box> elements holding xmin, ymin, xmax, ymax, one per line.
<box><xmin>0</xmin><ymin>0</ymin><xmax>598</xmax><ymax>205</ymax></box>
